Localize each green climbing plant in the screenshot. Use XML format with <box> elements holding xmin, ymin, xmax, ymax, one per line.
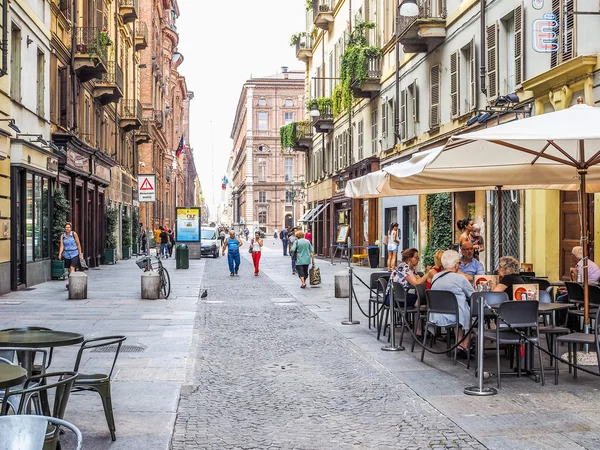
<box><xmin>306</xmin><ymin>0</ymin><xmax>313</xmax><ymax>10</ymax></box>
<box><xmin>422</xmin><ymin>193</ymin><xmax>453</xmax><ymax>267</ymax></box>
<box><xmin>280</xmin><ymin>122</ymin><xmax>297</xmax><ymax>149</ymax></box>
<box><xmin>122</xmin><ymin>212</ymin><xmax>132</xmax><ymax>249</ymax></box>
<box><xmin>289</xmin><ymin>31</ymin><xmax>310</xmax><ymax>47</ymax></box>
<box><xmin>131</xmin><ymin>208</ymin><xmax>139</xmax><ymax>244</ymax></box>
<box><xmin>52</xmin><ymin>187</ymin><xmax>70</xmax><ymax>259</ymax></box>
<box><xmin>306</xmin><ymin>97</ymin><xmax>333</xmax><ymax>115</ymax></box>
<box><xmin>106</xmin><ymin>206</ymin><xmax>119</xmax><ymax>250</ymax></box>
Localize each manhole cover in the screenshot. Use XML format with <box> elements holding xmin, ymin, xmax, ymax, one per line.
<box><xmin>91</xmin><ymin>345</ymin><xmax>146</xmax><ymax>353</ymax></box>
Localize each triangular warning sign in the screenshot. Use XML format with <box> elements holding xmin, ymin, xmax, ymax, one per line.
<box><xmin>140</xmin><ymin>178</ymin><xmax>154</xmax><ymax>191</ymax></box>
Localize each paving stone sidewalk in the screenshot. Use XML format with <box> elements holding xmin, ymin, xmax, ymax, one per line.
<box><xmin>170</xmin><ymin>252</ymin><xmax>486</xmax><ymax>450</ymax></box>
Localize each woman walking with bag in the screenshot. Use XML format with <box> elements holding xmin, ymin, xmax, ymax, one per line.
<box><xmin>250</xmin><ymin>231</ymin><xmax>263</xmax><ymax>276</ymax></box>
<box><xmin>58</xmin><ymin>222</ymin><xmax>83</xmax><ymax>289</ymax></box>
<box><xmin>291</xmin><ymin>230</ymin><xmax>314</xmax><ymax>289</ymax></box>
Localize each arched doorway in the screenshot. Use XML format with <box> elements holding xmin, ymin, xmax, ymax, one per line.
<box><xmin>284</xmin><ymin>214</ymin><xmax>293</xmax><ymax>229</ymax></box>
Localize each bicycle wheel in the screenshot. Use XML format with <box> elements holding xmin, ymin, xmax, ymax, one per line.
<box><xmin>160</xmin><ymin>267</ymin><xmax>171</xmax><ymax>298</ymax></box>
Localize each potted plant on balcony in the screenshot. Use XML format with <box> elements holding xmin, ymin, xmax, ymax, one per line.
<box><xmin>131</xmin><ymin>208</ymin><xmax>140</xmax><ymax>255</ymax></box>
<box><xmin>122</xmin><ymin>211</ymin><xmax>132</xmax><ymax>260</ymax></box>
<box><xmin>289</xmin><ymin>32</ymin><xmax>310</xmax><ymax>47</ymax></box>
<box><xmin>105</xmin><ymin>206</ymin><xmax>118</xmax><ymax>264</ymax></box>
<box><xmin>51</xmin><ymin>187</ymin><xmax>70</xmax><ymax>280</ymax></box>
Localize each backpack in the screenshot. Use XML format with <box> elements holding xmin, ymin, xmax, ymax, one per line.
<box><xmin>279</xmin><ymin>230</ymin><xmax>284</xmax><ymax>239</ymax></box>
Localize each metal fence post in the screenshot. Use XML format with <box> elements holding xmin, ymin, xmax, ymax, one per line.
<box><xmin>342</xmin><ymin>238</ymin><xmax>359</xmax><ymax>325</ymax></box>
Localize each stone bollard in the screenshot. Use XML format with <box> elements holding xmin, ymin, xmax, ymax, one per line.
<box><xmin>141</xmin><ymin>271</ymin><xmax>161</xmax><ymax>300</ymax></box>
<box><xmin>334</xmin><ymin>270</ymin><xmax>349</xmax><ymax>298</ymax></box>
<box><xmin>68</xmin><ymin>272</ymin><xmax>88</xmax><ymax>300</ymax></box>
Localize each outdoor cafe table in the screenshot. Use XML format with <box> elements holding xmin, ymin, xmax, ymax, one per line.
<box><xmin>0</xmin><ymin>365</ymin><xmax>26</xmax><ymax>390</ymax></box>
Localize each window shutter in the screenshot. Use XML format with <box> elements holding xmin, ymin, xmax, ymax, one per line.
<box><xmin>364</xmin><ymin>0</ymin><xmax>370</xmax><ymax>21</ymax></box>
<box><xmin>486</xmin><ymin>23</ymin><xmax>498</xmax><ymax>98</ymax></box>
<box><xmin>411</xmin><ymin>80</ymin><xmax>419</xmax><ymax>125</ymax></box>
<box><xmin>514</xmin><ymin>4</ymin><xmax>524</xmax><ymax>86</ymax></box>
<box><xmin>59</xmin><ymin>67</ymin><xmax>67</xmax><ymax>128</ymax></box>
<box><xmin>400</xmin><ymin>88</ymin><xmax>407</xmax><ymax>140</ymax></box>
<box><xmin>551</xmin><ymin>0</ymin><xmax>560</xmax><ymax>67</ymax></box>
<box><xmin>564</xmin><ymin>0</ymin><xmax>575</xmax><ymax>63</ymax></box>
<box><xmin>469</xmin><ymin>38</ymin><xmax>476</xmax><ymax>111</ymax></box>
<box><xmin>450</xmin><ymin>51</ymin><xmax>459</xmax><ymax>118</ymax></box>
<box><xmin>381</xmin><ymin>101</ymin><xmax>387</xmax><ymax>136</ymax></box>
<box><xmin>429</xmin><ymin>65</ymin><xmax>440</xmax><ymax>129</ymax></box>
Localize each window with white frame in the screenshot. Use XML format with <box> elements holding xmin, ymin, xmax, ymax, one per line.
<box><xmin>371</xmin><ymin>108</ymin><xmax>378</xmax><ymax>154</ymax></box>
<box><xmin>381</xmin><ymin>101</ymin><xmax>387</xmax><ymax>137</ymax></box>
<box><xmin>456</xmin><ymin>40</ymin><xmax>476</xmax><ymax>116</ymax></box>
<box><xmin>284</xmin><ymin>99</ymin><xmax>293</xmax><ymax>107</ymax></box>
<box><xmin>357</xmin><ymin>120</ymin><xmax>364</xmax><ymax>161</ymax></box>
<box><xmin>258</xmin><ymin>98</ymin><xmax>267</xmax><ymax>106</ymax></box>
<box><xmin>285</xmin><ymin>190</ymin><xmax>294</xmax><ymax>203</ymax></box>
<box><xmin>258</xmin><ymin>112</ymin><xmax>267</xmax><ymax>130</ymax></box>
<box><xmin>258</xmin><ymin>209</ymin><xmax>267</xmax><ymax>223</ymax></box>
<box><xmin>284</xmin><ymin>157</ymin><xmax>293</xmax><ymax>181</ymax></box>
<box><xmin>284</xmin><ymin>112</ymin><xmax>294</xmax><ymax>124</ymax></box>
<box><xmin>258</xmin><ymin>159</ymin><xmax>266</xmax><ymax>182</ymax></box>
<box><xmin>400</xmin><ymin>81</ymin><xmax>419</xmax><ymax>141</ymax></box>
<box><xmin>258</xmin><ymin>191</ymin><xmax>267</xmax><ymax>203</ymax></box>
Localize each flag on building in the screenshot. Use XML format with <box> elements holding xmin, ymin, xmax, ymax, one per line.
<box><xmin>221</xmin><ymin>175</ymin><xmax>229</xmax><ymax>190</ymax></box>
<box><xmin>176</xmin><ymin>135</ymin><xmax>185</xmax><ymax>158</ymax></box>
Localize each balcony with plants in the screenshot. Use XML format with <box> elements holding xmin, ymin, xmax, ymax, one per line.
<box><xmin>291</xmin><ymin>32</ymin><xmax>313</xmax><ymax>63</ymax></box>
<box><xmin>74</xmin><ymin>27</ymin><xmax>110</xmax><ymax>82</ymax></box>
<box><xmin>311</xmin><ymin>0</ymin><xmax>333</xmax><ymax>30</ymax></box>
<box><xmin>119</xmin><ymin>0</ymin><xmax>139</xmax><ymax>24</ymax></box>
<box><xmin>308</xmin><ymin>98</ymin><xmax>334</xmax><ymax>133</ymax></box>
<box><xmin>119</xmin><ymin>99</ymin><xmax>143</xmax><ymax>132</ymax></box>
<box><xmin>135</xmin><ymin>21</ymin><xmax>148</xmax><ymax>51</ymax></box>
<box><xmin>280</xmin><ymin>120</ymin><xmax>313</xmax><ymax>153</ymax></box>
<box><xmin>397</xmin><ymin>0</ymin><xmax>447</xmax><ymax>53</ymax></box>
<box><xmin>92</xmin><ymin>61</ymin><xmax>124</xmax><ymax>105</ymax></box>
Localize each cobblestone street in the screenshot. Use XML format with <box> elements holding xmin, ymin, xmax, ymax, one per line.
<box><xmin>170</xmin><ymin>247</ymin><xmax>486</xmax><ymax>450</ymax></box>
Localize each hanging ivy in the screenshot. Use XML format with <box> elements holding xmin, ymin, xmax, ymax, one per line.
<box><xmin>332</xmin><ymin>85</ymin><xmax>343</xmax><ymax>117</ymax></box>
<box><xmin>305</xmin><ymin>97</ymin><xmax>333</xmax><ymax>115</ymax></box>
<box><xmin>289</xmin><ymin>31</ymin><xmax>310</xmax><ymax>47</ymax></box>
<box><xmin>280</xmin><ymin>122</ymin><xmax>297</xmax><ymax>149</ymax></box>
<box><xmin>422</xmin><ymin>193</ymin><xmax>453</xmax><ymax>267</ymax></box>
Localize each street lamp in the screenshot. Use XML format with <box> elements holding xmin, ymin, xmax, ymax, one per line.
<box><xmin>309</xmin><ymin>101</ymin><xmax>321</xmax><ymax>118</ymax></box>
<box><xmin>286</xmin><ymin>175</ymin><xmax>306</xmax><ymax>228</ymax></box>
<box><xmin>399</xmin><ymin>0</ymin><xmax>419</xmax><ymax>17</ymax></box>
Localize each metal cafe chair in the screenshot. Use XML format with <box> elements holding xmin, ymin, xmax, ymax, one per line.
<box><xmin>0</xmin><ymin>415</ymin><xmax>82</xmax><ymax>450</ymax></box>
<box><xmin>368</xmin><ymin>272</ymin><xmax>390</xmax><ymax>329</ymax></box>
<box><xmin>0</xmin><ymin>347</ymin><xmax>48</xmax><ymax>415</ymax></box>
<box><xmin>422</xmin><ymin>290</ymin><xmax>461</xmax><ymax>366</ymax></box>
<box><xmin>71</xmin><ymin>336</ymin><xmax>126</xmax><ymax>441</ymax></box>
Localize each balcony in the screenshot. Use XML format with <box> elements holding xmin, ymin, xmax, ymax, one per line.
<box><xmin>153</xmin><ymin>110</ymin><xmax>164</xmax><ymax>129</ymax></box>
<box><xmin>119</xmin><ymin>99</ymin><xmax>142</xmax><ymax>132</ymax></box>
<box><xmin>74</xmin><ymin>27</ymin><xmax>108</xmax><ymax>82</ymax></box>
<box><xmin>92</xmin><ymin>61</ymin><xmax>124</xmax><ymax>105</ymax></box>
<box><xmin>312</xmin><ymin>0</ymin><xmax>334</xmax><ymax>30</ymax></box>
<box><xmin>135</xmin><ymin>21</ymin><xmax>148</xmax><ymax>51</ymax></box>
<box><xmin>310</xmin><ymin>101</ymin><xmax>334</xmax><ymax>133</ymax></box>
<box><xmin>397</xmin><ymin>0</ymin><xmax>447</xmax><ymax>53</ymax></box>
<box><xmin>295</xmin><ymin>34</ymin><xmax>313</xmax><ymax>63</ymax></box>
<box><xmin>350</xmin><ymin>55</ymin><xmax>381</xmax><ymax>98</ymax></box>
<box><xmin>119</xmin><ymin>0</ymin><xmax>138</xmax><ymax>24</ymax></box>
<box><xmin>294</xmin><ymin>121</ymin><xmax>314</xmax><ymax>151</ymax></box>
<box><xmin>135</xmin><ymin>119</ymin><xmax>152</xmax><ymax>144</ymax></box>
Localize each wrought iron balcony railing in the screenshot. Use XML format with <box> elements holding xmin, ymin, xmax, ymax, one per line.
<box><xmin>397</xmin><ymin>0</ymin><xmax>447</xmax><ymax>38</ymax></box>
<box><xmin>75</xmin><ymin>27</ymin><xmax>109</xmax><ymax>67</ymax></box>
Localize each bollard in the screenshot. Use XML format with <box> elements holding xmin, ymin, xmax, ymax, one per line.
<box><xmin>334</xmin><ymin>271</ymin><xmax>349</xmax><ymax>298</ymax></box>
<box><xmin>342</xmin><ymin>238</ymin><xmax>359</xmax><ymax>326</ymax></box>
<box><xmin>68</xmin><ymin>272</ymin><xmax>88</xmax><ymax>300</ymax></box>
<box><xmin>381</xmin><ymin>283</ymin><xmax>404</xmax><ymax>351</ymax></box>
<box><xmin>464</xmin><ymin>296</ymin><xmax>497</xmax><ymax>396</ymax></box>
<box><xmin>141</xmin><ymin>271</ymin><xmax>161</xmax><ymax>300</ymax></box>
<box><xmin>176</xmin><ymin>244</ymin><xmax>189</xmax><ymax>269</ymax></box>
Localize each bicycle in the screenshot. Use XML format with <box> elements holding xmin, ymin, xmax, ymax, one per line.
<box><xmin>136</xmin><ymin>255</ymin><xmax>171</xmax><ymax>299</ymax></box>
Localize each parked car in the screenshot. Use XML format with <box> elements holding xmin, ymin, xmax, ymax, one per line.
<box><xmin>201</xmin><ymin>227</ymin><xmax>219</xmax><ymax>258</ymax></box>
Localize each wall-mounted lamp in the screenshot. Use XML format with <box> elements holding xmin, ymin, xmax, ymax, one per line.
<box><xmin>0</xmin><ymin>119</ymin><xmax>20</xmax><ymax>133</ymax></box>
<box><xmin>309</xmin><ymin>101</ymin><xmax>320</xmax><ymax>118</ymax></box>
<box><xmin>399</xmin><ymin>0</ymin><xmax>419</xmax><ymax>17</ymax></box>
<box><xmin>17</xmin><ymin>134</ymin><xmax>47</xmax><ymax>146</ymax></box>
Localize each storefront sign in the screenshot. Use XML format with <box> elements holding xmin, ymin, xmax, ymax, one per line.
<box><xmin>533</xmin><ymin>14</ymin><xmax>559</xmax><ymax>53</ymax></box>
<box><xmin>138</xmin><ymin>174</ymin><xmax>156</xmax><ymax>202</ymax></box>
<box><xmin>94</xmin><ymin>162</ymin><xmax>111</xmax><ymax>183</ymax></box>
<box><xmin>66</xmin><ymin>149</ymin><xmax>90</xmax><ymax>173</ymax></box>
<box><xmin>176</xmin><ymin>207</ymin><xmax>201</xmax><ymax>242</ymax></box>
<box><xmin>46</xmin><ymin>157</ymin><xmax>58</xmax><ymax>174</ymax></box>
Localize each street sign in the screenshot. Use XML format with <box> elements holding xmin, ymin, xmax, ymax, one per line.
<box><xmin>138</xmin><ymin>174</ymin><xmax>156</xmax><ymax>202</ymax></box>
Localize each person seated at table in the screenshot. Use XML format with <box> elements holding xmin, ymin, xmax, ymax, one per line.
<box><xmin>458</xmin><ymin>241</ymin><xmax>485</xmax><ymax>282</ymax></box>
<box><xmin>429</xmin><ymin>250</ymin><xmax>473</xmax><ymax>357</ymax></box>
<box><xmin>426</xmin><ymin>249</ymin><xmax>445</xmax><ymax>290</ymax></box>
<box><xmin>493</xmin><ymin>256</ymin><xmax>526</xmax><ymax>298</ymax></box>
<box><xmin>556</xmin><ymin>246</ymin><xmax>600</xmax><ymax>302</ymax></box>
<box><xmin>392</xmin><ymin>248</ymin><xmax>434</xmax><ymax>307</ymax></box>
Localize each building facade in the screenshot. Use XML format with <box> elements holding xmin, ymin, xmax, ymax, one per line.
<box><xmin>229</xmin><ymin>69</ymin><xmax>307</xmax><ymax>233</ymax></box>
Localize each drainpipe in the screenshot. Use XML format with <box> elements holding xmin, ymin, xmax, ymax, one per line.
<box><xmin>114</xmin><ymin>0</ymin><xmax>119</xmax><ymax>165</ymax></box>
<box><xmin>71</xmin><ymin>0</ymin><xmax>78</xmax><ymax>131</ymax></box>
<box><xmin>480</xmin><ymin>0</ymin><xmax>487</xmax><ymax>95</ymax></box>
<box><xmin>394</xmin><ymin>0</ymin><xmax>400</xmax><ymax>143</ymax></box>
<box><xmin>0</xmin><ymin>0</ymin><xmax>8</xmax><ymax>77</ymax></box>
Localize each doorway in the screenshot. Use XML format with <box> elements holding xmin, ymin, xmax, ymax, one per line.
<box><xmin>384</xmin><ymin>207</ymin><xmax>398</xmax><ymax>260</ymax></box>
<box><xmin>403</xmin><ymin>205</ymin><xmax>417</xmax><ymax>249</ymax></box>
<box><xmin>560</xmin><ymin>191</ymin><xmax>594</xmax><ymax>280</ymax></box>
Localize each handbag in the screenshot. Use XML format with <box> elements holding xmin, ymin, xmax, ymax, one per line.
<box><xmin>79</xmin><ymin>257</ymin><xmax>89</xmax><ymax>271</ymax></box>
<box><xmin>309</xmin><ymin>265</ymin><xmax>321</xmax><ymax>286</ymax></box>
<box><xmin>248</xmin><ymin>240</ymin><xmax>253</xmax><ymax>254</ymax></box>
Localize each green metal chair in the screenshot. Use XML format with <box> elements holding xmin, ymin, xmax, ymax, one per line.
<box><xmin>0</xmin><ymin>415</ymin><xmax>82</xmax><ymax>450</ymax></box>
<box><xmin>70</xmin><ymin>335</ymin><xmax>126</xmax><ymax>441</ymax></box>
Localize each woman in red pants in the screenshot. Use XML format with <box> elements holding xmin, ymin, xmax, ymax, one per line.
<box><xmin>251</xmin><ymin>231</ymin><xmax>263</xmax><ymax>275</ymax></box>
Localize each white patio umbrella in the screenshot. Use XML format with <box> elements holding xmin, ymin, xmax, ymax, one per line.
<box><xmin>346</xmin><ymin>100</ymin><xmax>600</xmax><ymax>327</ymax></box>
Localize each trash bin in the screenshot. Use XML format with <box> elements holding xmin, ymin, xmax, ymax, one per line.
<box><xmin>367</xmin><ymin>246</ymin><xmax>380</xmax><ymax>269</ymax></box>
<box><xmin>176</xmin><ymin>244</ymin><xmax>189</xmax><ymax>269</ymax></box>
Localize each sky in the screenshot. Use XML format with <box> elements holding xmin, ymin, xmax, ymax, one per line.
<box><xmin>176</xmin><ymin>0</ymin><xmax>307</xmax><ymax>220</ymax></box>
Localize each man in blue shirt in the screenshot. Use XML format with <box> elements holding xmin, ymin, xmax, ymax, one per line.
<box><xmin>459</xmin><ymin>241</ymin><xmax>484</xmax><ymax>282</ymax></box>
<box><xmin>281</xmin><ymin>226</ymin><xmax>289</xmax><ymax>256</ymax></box>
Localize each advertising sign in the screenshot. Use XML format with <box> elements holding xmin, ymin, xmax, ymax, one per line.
<box><xmin>138</xmin><ymin>174</ymin><xmax>156</xmax><ymax>202</ymax></box>
<box><xmin>176</xmin><ymin>207</ymin><xmax>201</xmax><ymax>242</ymax></box>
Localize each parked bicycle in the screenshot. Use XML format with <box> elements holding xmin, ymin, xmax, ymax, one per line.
<box><xmin>136</xmin><ymin>255</ymin><xmax>171</xmax><ymax>298</ymax></box>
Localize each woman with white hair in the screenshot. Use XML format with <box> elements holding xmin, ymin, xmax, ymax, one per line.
<box><xmin>429</xmin><ymin>250</ymin><xmax>473</xmax><ymax>357</ymax></box>
<box><xmin>571</xmin><ymin>246</ymin><xmax>600</xmax><ymax>282</ymax></box>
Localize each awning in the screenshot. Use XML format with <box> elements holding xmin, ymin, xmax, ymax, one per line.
<box><xmin>298</xmin><ymin>207</ymin><xmax>317</xmax><ymax>223</ymax></box>
<box><xmin>309</xmin><ymin>202</ymin><xmax>329</xmax><ymax>222</ymax></box>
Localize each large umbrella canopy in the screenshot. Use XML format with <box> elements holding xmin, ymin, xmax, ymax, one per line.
<box><xmin>346</xmin><ymin>102</ymin><xmax>600</xmax><ymax>326</ymax></box>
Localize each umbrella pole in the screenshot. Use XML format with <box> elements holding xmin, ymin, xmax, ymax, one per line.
<box><xmin>497</xmin><ymin>186</ymin><xmax>503</xmax><ymax>258</ymax></box>
<box><xmin>579</xmin><ymin>142</ymin><xmax>590</xmax><ymax>334</ymax></box>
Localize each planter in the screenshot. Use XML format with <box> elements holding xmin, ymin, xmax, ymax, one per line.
<box><xmin>122</xmin><ymin>247</ymin><xmax>131</xmax><ymax>260</ymax></box>
<box><xmin>132</xmin><ymin>243</ymin><xmax>139</xmax><ymax>255</ymax></box>
<box><xmin>367</xmin><ymin>246</ymin><xmax>380</xmax><ymax>269</ymax></box>
<box><xmin>51</xmin><ymin>259</ymin><xmax>66</xmax><ymax>280</ymax></box>
<box><xmin>105</xmin><ymin>248</ymin><xmax>117</xmax><ymax>264</ymax></box>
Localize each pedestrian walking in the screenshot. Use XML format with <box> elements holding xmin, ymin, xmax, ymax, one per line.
<box><xmin>291</xmin><ymin>230</ymin><xmax>315</xmax><ymax>289</ymax></box>
<box><xmin>154</xmin><ymin>226</ymin><xmax>162</xmax><ymax>252</ymax></box>
<box><xmin>244</xmin><ymin>227</ymin><xmax>250</xmax><ymax>241</ymax></box>
<box><xmin>160</xmin><ymin>227</ymin><xmax>170</xmax><ymax>258</ymax></box>
<box><xmin>273</xmin><ymin>228</ymin><xmax>279</xmax><ymax>240</ymax></box>
<box><xmin>305</xmin><ymin>228</ymin><xmax>313</xmax><ymax>244</ymax></box>
<box><xmin>219</xmin><ymin>229</ymin><xmax>226</xmax><ymax>247</ymax></box>
<box><xmin>58</xmin><ymin>222</ymin><xmax>83</xmax><ymax>289</ymax></box>
<box><xmin>281</xmin><ymin>226</ymin><xmax>289</xmax><ymax>256</ymax></box>
<box><xmin>250</xmin><ymin>231</ymin><xmax>263</xmax><ymax>276</ymax></box>
<box><xmin>168</xmin><ymin>229</ymin><xmax>176</xmax><ymax>257</ymax></box>
<box><xmin>141</xmin><ymin>226</ymin><xmax>147</xmax><ymax>254</ymax></box>
<box><xmin>222</xmin><ymin>230</ymin><xmax>243</xmax><ymax>276</ymax></box>
<box><xmin>288</xmin><ymin>228</ymin><xmax>298</xmax><ymax>275</ymax></box>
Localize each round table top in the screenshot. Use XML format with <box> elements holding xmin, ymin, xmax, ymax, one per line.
<box><xmin>0</xmin><ymin>364</ymin><xmax>26</xmax><ymax>389</ymax></box>
<box><xmin>0</xmin><ymin>330</ymin><xmax>84</xmax><ymax>348</ymax></box>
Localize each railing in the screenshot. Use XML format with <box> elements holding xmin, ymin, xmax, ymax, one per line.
<box><xmin>397</xmin><ymin>0</ymin><xmax>447</xmax><ymax>37</ymax></box>
<box><xmin>120</xmin><ymin>99</ymin><xmax>142</xmax><ymax>122</ymax></box>
<box><xmin>99</xmin><ymin>61</ymin><xmax>124</xmax><ymax>91</ymax></box>
<box><xmin>74</xmin><ymin>27</ymin><xmax>108</xmax><ymax>67</ymax></box>
<box><xmin>295</xmin><ymin>120</ymin><xmax>313</xmax><ymax>141</ymax></box>
<box><xmin>312</xmin><ymin>0</ymin><xmax>333</xmax><ymax>20</ymax></box>
<box><xmin>295</xmin><ymin>34</ymin><xmax>313</xmax><ymax>54</ymax></box>
<box><xmin>153</xmin><ymin>110</ymin><xmax>164</xmax><ymax>127</ymax></box>
<box><xmin>135</xmin><ymin>21</ymin><xmax>148</xmax><ymax>42</ymax></box>
<box><xmin>314</xmin><ymin>102</ymin><xmax>333</xmax><ymax>121</ymax></box>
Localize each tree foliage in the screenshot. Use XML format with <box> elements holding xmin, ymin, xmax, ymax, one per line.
<box><xmin>106</xmin><ymin>206</ymin><xmax>119</xmax><ymax>249</ymax></box>
<box><xmin>422</xmin><ymin>193</ymin><xmax>453</xmax><ymax>267</ymax></box>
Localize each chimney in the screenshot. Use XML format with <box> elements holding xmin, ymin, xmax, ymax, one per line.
<box><xmin>281</xmin><ymin>66</ymin><xmax>289</xmax><ymax>79</ymax></box>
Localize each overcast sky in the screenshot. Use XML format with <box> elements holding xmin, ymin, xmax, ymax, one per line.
<box><xmin>176</xmin><ymin>0</ymin><xmax>307</xmax><ymax>220</ymax></box>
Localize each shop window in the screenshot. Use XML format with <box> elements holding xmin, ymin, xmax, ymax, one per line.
<box><xmin>25</xmin><ymin>172</ymin><xmax>51</xmax><ymax>262</ymax></box>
